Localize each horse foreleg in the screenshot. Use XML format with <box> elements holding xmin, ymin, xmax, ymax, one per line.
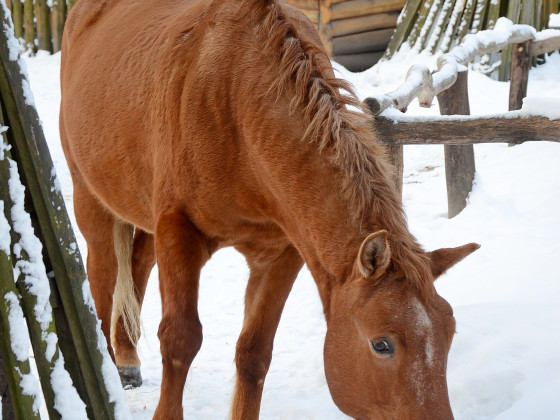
<box><xmin>231</xmin><ymin>244</ymin><xmax>304</xmax><ymax>420</ymax></box>
<box><xmin>113</xmin><ymin>229</ymin><xmax>155</xmax><ymax>387</ymax></box>
<box><xmin>153</xmin><ymin>209</ymin><xmax>209</xmax><ymax>420</ymax></box>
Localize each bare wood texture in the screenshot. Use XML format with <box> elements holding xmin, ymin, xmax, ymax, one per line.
<box><xmin>325</xmin><ymin>12</ymin><xmax>399</xmax><ymax>37</ymax></box>
<box><xmin>530</xmin><ymin>34</ymin><xmax>560</xmax><ymax>55</ymax></box>
<box><xmin>0</xmin><ymin>9</ymin><xmax>119</xmax><ymax>418</ymax></box>
<box><xmin>35</xmin><ymin>0</ymin><xmax>52</xmax><ymax>52</ymax></box>
<box><xmin>332</xmin><ymin>28</ymin><xmax>394</xmax><ymax>54</ymax></box>
<box><xmin>334</xmin><ymin>51</ymin><xmax>385</xmax><ymax>71</ymax></box>
<box><xmin>330</xmin><ymin>0</ymin><xmax>406</xmax><ymax>20</ymax></box>
<box><xmin>287</xmin><ymin>0</ymin><xmax>318</xmax><ymax>9</ymax></box>
<box><xmin>370</xmin><ymin>115</ymin><xmax>560</xmax><ymax>145</ymax></box>
<box><xmin>319</xmin><ymin>0</ymin><xmax>333</xmax><ymax>55</ymax></box>
<box><xmin>509</xmin><ymin>41</ymin><xmax>530</xmax><ymax>111</ymax></box>
<box><xmin>50</xmin><ymin>0</ymin><xmax>66</xmax><ymax>52</ymax></box>
<box><xmin>11</xmin><ymin>0</ymin><xmax>22</xmax><ymax>39</ymax></box>
<box><xmin>437</xmin><ymin>70</ymin><xmax>475</xmax><ymax>218</ymax></box>
<box><xmin>384</xmin><ymin>0</ymin><xmax>423</xmax><ymax>57</ymax></box>
<box><xmin>387</xmin><ymin>145</ymin><xmax>403</xmax><ymax>198</ymax></box>
<box><xmin>23</xmin><ymin>0</ymin><xmax>33</xmax><ymax>50</ymax></box>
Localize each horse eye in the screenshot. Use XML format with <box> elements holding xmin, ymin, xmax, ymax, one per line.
<box><xmin>370</xmin><ymin>339</ymin><xmax>394</xmax><ymax>355</ymax></box>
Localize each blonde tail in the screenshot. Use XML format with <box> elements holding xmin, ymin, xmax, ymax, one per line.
<box><xmin>111</xmin><ymin>219</ymin><xmax>141</xmax><ymax>349</ymax></box>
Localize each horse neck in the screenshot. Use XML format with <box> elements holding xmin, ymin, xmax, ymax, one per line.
<box><xmin>242</xmin><ymin>99</ymin><xmax>418</xmax><ymax>317</ymax></box>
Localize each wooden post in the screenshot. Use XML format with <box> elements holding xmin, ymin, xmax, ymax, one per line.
<box><xmin>23</xmin><ymin>0</ymin><xmax>33</xmax><ymax>51</ymax></box>
<box><xmin>35</xmin><ymin>0</ymin><xmax>53</xmax><ymax>52</ymax></box>
<box><xmin>509</xmin><ymin>41</ymin><xmax>531</xmax><ymax>111</ymax></box>
<box><xmin>11</xmin><ymin>0</ymin><xmax>23</xmax><ymax>40</ymax></box>
<box><xmin>319</xmin><ymin>0</ymin><xmax>333</xmax><ymax>56</ymax></box>
<box><xmin>387</xmin><ymin>145</ymin><xmax>403</xmax><ymax>199</ymax></box>
<box><xmin>436</xmin><ymin>70</ymin><xmax>475</xmax><ymax>218</ymax></box>
<box><xmin>0</xmin><ymin>133</ymin><xmax>41</xmax><ymax>420</ymax></box>
<box><xmin>508</xmin><ymin>40</ymin><xmax>531</xmax><ymax>146</ymax></box>
<box><xmin>50</xmin><ymin>0</ymin><xmax>66</xmax><ymax>53</ymax></box>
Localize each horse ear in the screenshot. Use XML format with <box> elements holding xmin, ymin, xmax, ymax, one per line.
<box><xmin>357</xmin><ymin>230</ymin><xmax>391</xmax><ymax>278</ymax></box>
<box><xmin>428</xmin><ymin>243</ymin><xmax>480</xmax><ymax>279</ymax></box>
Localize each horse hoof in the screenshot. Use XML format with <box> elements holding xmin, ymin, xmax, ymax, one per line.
<box><xmin>118</xmin><ymin>366</ymin><xmax>142</xmax><ymax>388</ymax></box>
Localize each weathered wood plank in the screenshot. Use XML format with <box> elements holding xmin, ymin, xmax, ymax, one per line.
<box><xmin>437</xmin><ymin>70</ymin><xmax>475</xmax><ymax>218</ymax></box>
<box><xmin>370</xmin><ymin>115</ymin><xmax>560</xmax><ymax>145</ymax></box>
<box><xmin>0</xmin><ymin>131</ymin><xmax>40</xmax><ymax>420</ymax></box>
<box><xmin>332</xmin><ymin>28</ymin><xmax>394</xmax><ymax>54</ymax></box>
<box><xmin>334</xmin><ymin>51</ymin><xmax>385</xmax><ymax>71</ymax></box>
<box><xmin>0</xmin><ymin>7</ymin><xmax>118</xmax><ymax>419</ymax></box>
<box><xmin>383</xmin><ymin>0</ymin><xmax>423</xmax><ymax>57</ymax></box>
<box><xmin>11</xmin><ymin>0</ymin><xmax>22</xmax><ymax>39</ymax></box>
<box><xmin>325</xmin><ymin>12</ymin><xmax>399</xmax><ymax>38</ymax></box>
<box><xmin>509</xmin><ymin>41</ymin><xmax>530</xmax><ymax>111</ymax></box>
<box><xmin>285</xmin><ymin>0</ymin><xmax>318</xmax><ymax>10</ymax></box>
<box><xmin>330</xmin><ymin>0</ymin><xmax>406</xmax><ymax>20</ymax></box>
<box><xmin>530</xmin><ymin>35</ymin><xmax>560</xmax><ymax>55</ymax></box>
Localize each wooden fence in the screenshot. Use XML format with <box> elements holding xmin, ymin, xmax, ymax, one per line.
<box><xmin>5</xmin><ymin>0</ymin><xmax>76</xmax><ymax>53</ymax></box>
<box><xmin>285</xmin><ymin>0</ymin><xmax>406</xmax><ymax>71</ymax></box>
<box><xmin>363</xmin><ymin>20</ymin><xmax>560</xmax><ymax>218</ymax></box>
<box><xmin>0</xmin><ymin>4</ymin><xmax>124</xmax><ymax>418</ymax></box>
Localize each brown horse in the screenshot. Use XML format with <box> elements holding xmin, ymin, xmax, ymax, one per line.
<box><xmin>60</xmin><ymin>0</ymin><xmax>479</xmax><ymax>418</ymax></box>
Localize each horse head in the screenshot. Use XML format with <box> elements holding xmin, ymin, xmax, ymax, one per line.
<box><xmin>324</xmin><ymin>231</ymin><xmax>479</xmax><ymax>419</ymax></box>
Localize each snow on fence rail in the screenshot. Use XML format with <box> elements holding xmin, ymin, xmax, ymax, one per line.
<box><xmin>364</xmin><ymin>18</ymin><xmax>560</xmax><ymax>115</ymax></box>
<box><xmin>361</xmin><ymin>17</ymin><xmax>560</xmax><ymax>218</ymax></box>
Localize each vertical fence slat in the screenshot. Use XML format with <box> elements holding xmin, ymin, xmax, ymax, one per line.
<box><xmin>35</xmin><ymin>0</ymin><xmax>53</xmax><ymax>52</ymax></box>
<box><xmin>437</xmin><ymin>70</ymin><xmax>476</xmax><ymax>218</ymax></box>
<box><xmin>0</xmin><ymin>128</ymin><xmax>41</xmax><ymax>420</ymax></box>
<box><xmin>0</xmin><ymin>6</ymin><xmax>120</xmax><ymax>419</ymax></box>
<box><xmin>23</xmin><ymin>0</ymin><xmax>33</xmax><ymax>51</ymax></box>
<box><xmin>11</xmin><ymin>0</ymin><xmax>23</xmax><ymax>39</ymax></box>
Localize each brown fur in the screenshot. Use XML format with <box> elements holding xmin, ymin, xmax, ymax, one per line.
<box><xmin>60</xmin><ymin>0</ymin><xmax>479</xmax><ymax>418</ymax></box>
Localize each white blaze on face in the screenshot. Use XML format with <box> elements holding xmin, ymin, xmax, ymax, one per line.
<box><xmin>412</xmin><ymin>297</ymin><xmax>434</xmax><ymax>367</ymax></box>
<box><xmin>408</xmin><ymin>297</ymin><xmax>436</xmax><ymax>405</ymax></box>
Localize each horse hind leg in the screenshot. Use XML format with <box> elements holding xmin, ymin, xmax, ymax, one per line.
<box><xmin>232</xmin><ymin>244</ymin><xmax>304</xmax><ymax>420</ymax></box>
<box><xmin>72</xmin><ymin>178</ymin><xmax>118</xmax><ymax>360</ymax></box>
<box><xmin>112</xmin><ymin>222</ymin><xmax>155</xmax><ymax>388</ymax></box>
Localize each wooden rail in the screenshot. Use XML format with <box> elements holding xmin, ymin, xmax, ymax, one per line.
<box><xmin>362</xmin><ymin>20</ymin><xmax>560</xmax><ymax>218</ymax></box>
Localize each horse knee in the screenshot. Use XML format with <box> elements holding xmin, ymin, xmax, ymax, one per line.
<box><xmin>158</xmin><ymin>316</ymin><xmax>203</xmax><ymax>368</ymax></box>
<box><xmin>235</xmin><ymin>334</ymin><xmax>273</xmax><ymax>386</ymax></box>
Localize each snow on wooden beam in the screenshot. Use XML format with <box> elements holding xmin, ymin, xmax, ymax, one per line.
<box><xmin>363</xmin><ymin>18</ymin><xmax>558</xmax><ymax>115</ymax></box>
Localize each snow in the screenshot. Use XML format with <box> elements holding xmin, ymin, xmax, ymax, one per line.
<box><xmin>22</xmin><ymin>32</ymin><xmax>560</xmax><ymax>420</ymax></box>
<box><xmin>0</xmin><ymin>201</ymin><xmax>10</xmax><ymax>254</ymax></box>
<box><xmin>550</xmin><ymin>13</ymin><xmax>560</xmax><ymax>28</ymax></box>
<box><xmin>521</xmin><ymin>96</ymin><xmax>560</xmax><ymax>119</ymax></box>
<box><xmin>50</xmin><ymin>356</ymin><xmax>88</xmax><ymax>419</ymax></box>
<box><xmin>4</xmin><ymin>291</ymin><xmax>30</xmax><ymax>362</ymax></box>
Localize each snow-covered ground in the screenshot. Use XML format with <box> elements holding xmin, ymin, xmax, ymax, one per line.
<box><xmin>25</xmin><ymin>38</ymin><xmax>560</xmax><ymax>419</ymax></box>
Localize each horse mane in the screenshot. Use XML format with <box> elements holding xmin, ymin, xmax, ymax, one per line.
<box><xmin>244</xmin><ymin>0</ymin><xmax>435</xmax><ymax>296</ymax></box>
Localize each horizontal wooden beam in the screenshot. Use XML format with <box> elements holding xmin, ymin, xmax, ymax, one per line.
<box><xmin>325</xmin><ymin>12</ymin><xmax>399</xmax><ymax>38</ymax></box>
<box><xmin>370</xmin><ymin>114</ymin><xmax>560</xmax><ymax>145</ymax></box>
<box><xmin>330</xmin><ymin>0</ymin><xmax>405</xmax><ymax>20</ymax></box>
<box><xmin>530</xmin><ymin>35</ymin><xmax>560</xmax><ymax>55</ymax></box>
<box><xmin>332</xmin><ymin>28</ymin><xmax>394</xmax><ymax>54</ymax></box>
<box><xmin>334</xmin><ymin>51</ymin><xmax>385</xmax><ymax>71</ymax></box>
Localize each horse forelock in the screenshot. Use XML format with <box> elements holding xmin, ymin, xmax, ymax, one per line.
<box><xmin>239</xmin><ymin>0</ymin><xmax>435</xmax><ymax>296</ymax></box>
